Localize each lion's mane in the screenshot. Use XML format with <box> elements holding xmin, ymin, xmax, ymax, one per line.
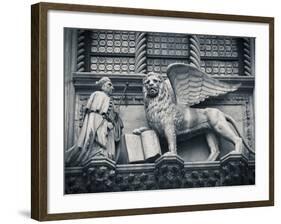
<box><xmin>143</xmin><ymin>73</ymin><xmax>184</xmax><ymax>136</ymax></box>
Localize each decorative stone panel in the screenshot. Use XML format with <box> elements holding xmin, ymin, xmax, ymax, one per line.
<box><xmin>146</xmin><ymin>33</ymin><xmax>189</xmax><ymax>57</ymax></box>
<box><xmin>147</xmin><ymin>58</ymin><xmax>188</xmax><ymax>74</ymax></box>
<box><xmin>65</xmin><ymin>153</ymin><xmax>255</xmax><ymax>194</ymax></box>
<box><xmin>82</xmin><ymin>156</ymin><xmax>117</xmax><ymax>193</ymax></box>
<box><xmin>199</xmin><ymin>35</ymin><xmax>239</xmax><ymax>58</ymax></box>
<box><xmin>114</xmin><ymin>164</ymin><xmax>157</xmax><ymax>191</ymax></box>
<box><xmin>221</xmin><ymin>153</ymin><xmax>250</xmax><ymax>186</ymax></box>
<box><xmin>201</xmin><ymin>60</ymin><xmax>240</xmax><ymax>76</ymax></box>
<box><xmin>155</xmin><ymin>154</ymin><xmax>185</xmax><ymax>189</ymax></box>
<box><xmin>65</xmin><ymin>167</ymin><xmax>87</xmax><ymax>194</ymax></box>
<box><xmin>183</xmin><ymin>162</ymin><xmax>221</xmax><ymax>188</ymax></box>
<box><xmin>91</xmin><ymin>31</ymin><xmax>136</xmax><ymax>54</ymax></box>
<box><xmin>90</xmin><ymin>57</ymin><xmax>135</xmax><ymax>73</ymax></box>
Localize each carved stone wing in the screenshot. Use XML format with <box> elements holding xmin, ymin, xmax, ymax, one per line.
<box><xmin>166</xmin><ymin>63</ymin><xmax>241</xmax><ymax>106</ymax></box>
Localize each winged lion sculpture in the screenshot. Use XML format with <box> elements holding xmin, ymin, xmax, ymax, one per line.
<box><xmin>134</xmin><ymin>63</ymin><xmax>254</xmax><ymax>161</ymax></box>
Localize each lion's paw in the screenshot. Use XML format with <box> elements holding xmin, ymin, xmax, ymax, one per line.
<box><xmin>132</xmin><ymin>127</ymin><xmax>150</xmax><ymax>135</ymax></box>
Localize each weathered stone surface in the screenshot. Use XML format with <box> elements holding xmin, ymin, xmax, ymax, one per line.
<box><xmin>183</xmin><ymin>162</ymin><xmax>221</xmax><ymax>188</ymax></box>
<box><xmin>155</xmin><ymin>154</ymin><xmax>185</xmax><ymax>189</ymax></box>
<box><xmin>64</xmin><ymin>29</ymin><xmax>256</xmax><ymax>194</ymax></box>
<box><xmin>65</xmin><ymin>167</ymin><xmax>87</xmax><ymax>194</ymax></box>
<box><xmin>248</xmin><ymin>160</ymin><xmax>255</xmax><ymax>185</ymax></box>
<box><xmin>115</xmin><ymin>170</ymin><xmax>157</xmax><ymax>191</ymax></box>
<box><xmin>65</xmin><ymin>153</ymin><xmax>255</xmax><ymax>194</ymax></box>
<box><xmin>142</xmin><ymin>65</ymin><xmax>254</xmax><ymax>162</ymax></box>
<box><xmin>221</xmin><ymin>152</ymin><xmax>250</xmax><ymax>186</ymax></box>
<box><xmin>66</xmin><ymin>29</ymin><xmax>255</xmax><ymax>164</ymax></box>
<box><xmin>83</xmin><ymin>156</ymin><xmax>116</xmax><ymax>193</ymax></box>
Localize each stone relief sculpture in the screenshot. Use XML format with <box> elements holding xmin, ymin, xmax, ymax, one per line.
<box><xmin>65</xmin><ymin>77</ymin><xmax>123</xmax><ymax>166</ymax></box>
<box><xmin>64</xmin><ymin>29</ymin><xmax>256</xmax><ymax>194</ymax></box>
<box><xmin>134</xmin><ymin>63</ymin><xmax>254</xmax><ymax>161</ymax></box>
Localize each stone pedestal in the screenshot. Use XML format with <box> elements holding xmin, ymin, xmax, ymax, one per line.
<box><xmin>83</xmin><ymin>156</ymin><xmax>116</xmax><ymax>192</ymax></box>
<box><xmin>64</xmin><ymin>167</ymin><xmax>87</xmax><ymax>194</ymax></box>
<box><xmin>221</xmin><ymin>152</ymin><xmax>250</xmax><ymax>186</ymax></box>
<box><xmin>65</xmin><ymin>152</ymin><xmax>255</xmax><ymax>193</ymax></box>
<box><xmin>155</xmin><ymin>153</ymin><xmax>185</xmax><ymax>189</ymax></box>
<box><xmin>115</xmin><ymin>164</ymin><xmax>157</xmax><ymax>192</ymax></box>
<box><xmin>248</xmin><ymin>160</ymin><xmax>255</xmax><ymax>185</ymax></box>
<box><xmin>183</xmin><ymin>161</ymin><xmax>221</xmax><ymax>188</ymax></box>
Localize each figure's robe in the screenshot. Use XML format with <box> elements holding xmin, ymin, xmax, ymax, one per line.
<box><xmin>65</xmin><ymin>91</ymin><xmax>123</xmax><ymax>166</ymax></box>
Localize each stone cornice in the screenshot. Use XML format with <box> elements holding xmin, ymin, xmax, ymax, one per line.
<box><xmin>72</xmin><ymin>72</ymin><xmax>254</xmax><ymax>92</ymax></box>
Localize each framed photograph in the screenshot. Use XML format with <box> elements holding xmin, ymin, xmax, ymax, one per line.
<box><xmin>31</xmin><ymin>2</ymin><xmax>274</xmax><ymax>221</ymax></box>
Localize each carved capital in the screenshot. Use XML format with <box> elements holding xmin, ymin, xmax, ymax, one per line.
<box><xmin>155</xmin><ymin>153</ymin><xmax>185</xmax><ymax>165</ymax></box>
<box><xmin>221</xmin><ymin>152</ymin><xmax>250</xmax><ymax>186</ymax></box>
<box><xmin>65</xmin><ymin>156</ymin><xmax>255</xmax><ymax>193</ymax></box>
<box><xmin>155</xmin><ymin>154</ymin><xmax>185</xmax><ymax>189</ymax></box>
<box><xmin>83</xmin><ymin>156</ymin><xmax>116</xmax><ymax>192</ymax></box>
<box><xmin>183</xmin><ymin>162</ymin><xmax>221</xmax><ymax>188</ymax></box>
<box><xmin>64</xmin><ymin>167</ymin><xmax>87</xmax><ymax>194</ymax></box>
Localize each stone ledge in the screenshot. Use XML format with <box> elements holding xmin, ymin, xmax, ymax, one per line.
<box><xmin>65</xmin><ymin>153</ymin><xmax>255</xmax><ymax>193</ymax></box>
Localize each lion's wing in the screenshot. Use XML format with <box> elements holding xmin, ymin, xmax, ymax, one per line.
<box><xmin>166</xmin><ymin>63</ymin><xmax>241</xmax><ymax>106</ymax></box>
<box><xmin>165</xmin><ymin>79</ymin><xmax>176</xmax><ymax>103</ymax></box>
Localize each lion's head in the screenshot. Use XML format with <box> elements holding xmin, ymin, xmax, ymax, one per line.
<box><xmin>143</xmin><ymin>72</ymin><xmax>164</xmax><ymax>98</ymax></box>
<box><xmin>142</xmin><ymin>72</ymin><xmax>182</xmax><ymax>138</ymax></box>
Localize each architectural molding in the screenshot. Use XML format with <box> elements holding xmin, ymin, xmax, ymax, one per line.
<box><xmin>65</xmin><ymin>154</ymin><xmax>255</xmax><ymax>193</ymax></box>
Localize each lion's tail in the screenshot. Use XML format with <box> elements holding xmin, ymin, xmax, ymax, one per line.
<box><xmin>225</xmin><ymin>114</ymin><xmax>255</xmax><ymax>155</ymax></box>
